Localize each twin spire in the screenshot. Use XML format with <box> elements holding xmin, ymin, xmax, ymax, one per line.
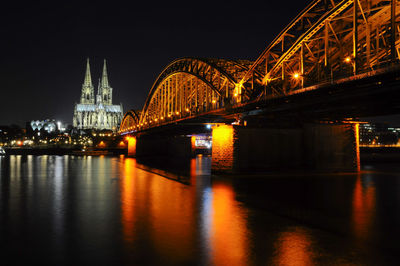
<box><xmin>81</xmin><ymin>58</ymin><xmax>112</xmax><ymax>105</ymax></box>
<box><xmin>83</xmin><ymin>58</ymin><xmax>92</xmax><ymax>86</ymax></box>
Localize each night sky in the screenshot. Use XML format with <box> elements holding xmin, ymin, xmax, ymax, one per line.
<box><xmin>1</xmin><ymin>1</ymin><xmax>398</xmax><ymax>126</ymax></box>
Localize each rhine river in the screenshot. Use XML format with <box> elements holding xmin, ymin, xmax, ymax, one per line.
<box><xmin>1</xmin><ymin>155</ymin><xmax>400</xmax><ymax>265</ymax></box>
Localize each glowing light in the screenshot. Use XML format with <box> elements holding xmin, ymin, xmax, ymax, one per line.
<box><xmin>128</xmin><ymin>137</ymin><xmax>136</xmax><ymax>156</ymax></box>
<box><xmin>161</xmin><ymin>117</ymin><xmax>164</xmax><ymax>120</ymax></box>
<box><xmin>186</xmin><ymin>108</ymin><xmax>189</xmax><ymax>112</ymax></box>
<box><xmin>168</xmin><ymin>114</ymin><xmax>171</xmax><ymax>118</ymax></box>
<box><xmin>345</xmin><ymin>56</ymin><xmax>351</xmax><ymax>63</ymax></box>
<box><xmin>211</xmin><ymin>125</ymin><xmax>234</xmax><ymax>172</ymax></box>
<box><xmin>293</xmin><ymin>73</ymin><xmax>300</xmax><ymax>79</ymax></box>
<box><xmin>212</xmin><ymin>100</ymin><xmax>216</xmax><ymax>104</ymax></box>
<box><xmin>234</xmin><ymin>93</ymin><xmax>238</xmax><ymax>97</ymax></box>
<box><xmin>155</xmin><ymin>118</ymin><xmax>158</xmax><ymax>121</ymax></box>
<box><xmin>355</xmin><ymin>123</ymin><xmax>360</xmax><ymax>172</ymax></box>
<box><xmin>191</xmin><ymin>136</ymin><xmax>196</xmax><ymax>151</ymax></box>
<box><xmin>206</xmin><ymin>124</ymin><xmax>212</xmax><ymax>129</ymax></box>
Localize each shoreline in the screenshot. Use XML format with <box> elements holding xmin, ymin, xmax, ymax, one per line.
<box><xmin>2</xmin><ymin>147</ymin><xmax>127</xmax><ymax>156</ymax></box>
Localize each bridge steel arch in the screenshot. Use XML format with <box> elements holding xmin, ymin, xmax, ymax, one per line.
<box><xmin>130</xmin><ymin>57</ymin><xmax>259</xmax><ymax>130</ymax></box>
<box><xmin>240</xmin><ymin>0</ymin><xmax>400</xmax><ymax>100</ymax></box>
<box><xmin>120</xmin><ymin>0</ymin><xmax>400</xmax><ymax>134</ymax></box>
<box><xmin>119</xmin><ymin>109</ymin><xmax>141</xmax><ymax>134</ymax></box>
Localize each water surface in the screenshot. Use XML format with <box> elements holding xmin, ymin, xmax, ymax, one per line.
<box><xmin>0</xmin><ymin>155</ymin><xmax>399</xmax><ymax>265</ymax></box>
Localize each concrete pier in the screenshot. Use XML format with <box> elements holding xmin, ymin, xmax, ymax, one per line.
<box><xmin>211</xmin><ymin>123</ymin><xmax>359</xmax><ymax>174</ymax></box>
<box><xmin>127</xmin><ymin>135</ymin><xmax>194</xmax><ymax>158</ymax></box>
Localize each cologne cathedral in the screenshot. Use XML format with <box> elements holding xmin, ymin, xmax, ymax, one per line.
<box><xmin>73</xmin><ymin>59</ymin><xmax>123</xmax><ymax>131</ymax></box>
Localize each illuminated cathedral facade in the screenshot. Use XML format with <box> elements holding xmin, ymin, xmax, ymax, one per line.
<box><xmin>73</xmin><ymin>59</ymin><xmax>123</xmax><ymax>131</ymax></box>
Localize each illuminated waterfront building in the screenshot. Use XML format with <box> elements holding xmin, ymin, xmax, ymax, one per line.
<box><xmin>73</xmin><ymin>59</ymin><xmax>123</xmax><ymax>131</ymax></box>
<box><xmin>359</xmin><ymin>123</ymin><xmax>399</xmax><ymax>145</ymax></box>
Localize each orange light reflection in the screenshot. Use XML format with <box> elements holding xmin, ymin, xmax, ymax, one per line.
<box><xmin>121</xmin><ymin>158</ymin><xmax>137</xmax><ymax>244</ymax></box>
<box><xmin>274</xmin><ymin>228</ymin><xmax>313</xmax><ymax>266</ymax></box>
<box><xmin>210</xmin><ymin>182</ymin><xmax>248</xmax><ymax>265</ymax></box>
<box><xmin>352</xmin><ymin>174</ymin><xmax>376</xmax><ymax>240</ymax></box>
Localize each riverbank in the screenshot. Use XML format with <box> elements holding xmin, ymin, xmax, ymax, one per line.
<box><xmin>3</xmin><ymin>146</ymin><xmax>400</xmax><ymax>163</ymax></box>
<box><xmin>360</xmin><ymin>146</ymin><xmax>400</xmax><ymax>163</ymax></box>
<box><xmin>3</xmin><ymin>147</ymin><xmax>127</xmax><ymax>156</ymax></box>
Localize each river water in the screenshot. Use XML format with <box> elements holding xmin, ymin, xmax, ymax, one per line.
<box><xmin>0</xmin><ymin>155</ymin><xmax>400</xmax><ymax>265</ymax></box>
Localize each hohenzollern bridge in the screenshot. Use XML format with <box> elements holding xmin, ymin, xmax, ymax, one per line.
<box><xmin>120</xmin><ymin>0</ymin><xmax>400</xmax><ymax>173</ymax></box>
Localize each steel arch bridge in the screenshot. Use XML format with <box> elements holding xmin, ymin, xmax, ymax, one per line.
<box><xmin>120</xmin><ymin>110</ymin><xmax>141</xmax><ymax>133</ymax></box>
<box><xmin>120</xmin><ymin>0</ymin><xmax>400</xmax><ymax>133</ymax></box>
<box><xmin>120</xmin><ymin>57</ymin><xmax>261</xmax><ymax>132</ymax></box>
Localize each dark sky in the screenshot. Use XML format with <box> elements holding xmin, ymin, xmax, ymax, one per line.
<box><xmin>1</xmin><ymin>0</ymin><xmax>398</xmax><ymax>126</ymax></box>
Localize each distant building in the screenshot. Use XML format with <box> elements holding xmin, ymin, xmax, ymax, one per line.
<box><xmin>359</xmin><ymin>123</ymin><xmax>399</xmax><ymax>145</ymax></box>
<box><xmin>30</xmin><ymin>119</ymin><xmax>63</xmax><ymax>133</ymax></box>
<box><xmin>72</xmin><ymin>59</ymin><xmax>123</xmax><ymax>131</ymax></box>
<box><xmin>31</xmin><ymin>119</ymin><xmax>57</xmax><ymax>133</ymax></box>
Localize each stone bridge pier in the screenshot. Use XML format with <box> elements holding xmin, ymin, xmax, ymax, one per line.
<box><xmin>211</xmin><ymin>122</ymin><xmax>360</xmax><ymax>174</ymax></box>
<box><xmin>126</xmin><ymin>122</ymin><xmax>359</xmax><ymax>174</ymax></box>
<box><xmin>126</xmin><ymin>134</ymin><xmax>195</xmax><ymax>159</ymax></box>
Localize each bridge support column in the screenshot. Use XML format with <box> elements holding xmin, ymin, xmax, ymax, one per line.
<box><xmin>303</xmin><ymin>123</ymin><xmax>360</xmax><ymax>172</ymax></box>
<box><xmin>211</xmin><ymin>123</ymin><xmax>359</xmax><ymax>174</ymax></box>
<box><xmin>127</xmin><ymin>136</ymin><xmax>136</xmax><ymax>157</ymax></box>
<box><xmin>135</xmin><ymin>135</ymin><xmax>194</xmax><ymax>158</ymax></box>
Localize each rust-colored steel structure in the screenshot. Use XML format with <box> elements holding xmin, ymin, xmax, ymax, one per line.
<box><xmin>120</xmin><ymin>109</ymin><xmax>140</xmax><ymax>133</ymax></box>
<box><xmin>240</xmin><ymin>0</ymin><xmax>400</xmax><ymax>99</ymax></box>
<box><xmin>120</xmin><ymin>58</ymin><xmax>260</xmax><ymax>132</ymax></box>
<box><xmin>120</xmin><ymin>0</ymin><xmax>399</xmax><ymax>134</ymax></box>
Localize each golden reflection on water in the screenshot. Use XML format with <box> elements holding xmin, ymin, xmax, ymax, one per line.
<box><xmin>121</xmin><ymin>158</ymin><xmax>137</xmax><ymax>244</ymax></box>
<box><xmin>190</xmin><ymin>157</ymin><xmax>196</xmax><ymax>179</ymax></box>
<box><xmin>147</xmin><ymin>167</ymin><xmax>196</xmax><ymax>261</ymax></box>
<box><xmin>274</xmin><ymin>228</ymin><xmax>313</xmax><ymax>266</ymax></box>
<box><xmin>209</xmin><ymin>182</ymin><xmax>249</xmax><ymax>265</ymax></box>
<box><xmin>120</xmin><ymin>157</ymin><xmax>196</xmax><ymax>263</ymax></box>
<box><xmin>352</xmin><ymin>173</ymin><xmax>376</xmax><ymax>240</ymax></box>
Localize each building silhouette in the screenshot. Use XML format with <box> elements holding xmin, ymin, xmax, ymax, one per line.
<box><xmin>73</xmin><ymin>59</ymin><xmax>123</xmax><ymax>131</ymax></box>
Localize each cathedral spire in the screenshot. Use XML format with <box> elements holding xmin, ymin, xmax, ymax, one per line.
<box><xmin>84</xmin><ymin>58</ymin><xmax>93</xmax><ymax>87</ymax></box>
<box><xmin>80</xmin><ymin>58</ymin><xmax>95</xmax><ymax>104</ymax></box>
<box><xmin>101</xmin><ymin>59</ymin><xmax>109</xmax><ymax>88</ymax></box>
<box><xmin>100</xmin><ymin>59</ymin><xmax>112</xmax><ymax>105</ymax></box>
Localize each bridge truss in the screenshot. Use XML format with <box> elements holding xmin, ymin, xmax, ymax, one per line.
<box><xmin>120</xmin><ymin>58</ymin><xmax>260</xmax><ymax>132</ymax></box>
<box><xmin>120</xmin><ymin>110</ymin><xmax>140</xmax><ymax>133</ymax></box>
<box><xmin>240</xmin><ymin>0</ymin><xmax>400</xmax><ymax>99</ymax></box>
<box><xmin>120</xmin><ymin>0</ymin><xmax>400</xmax><ymax>133</ymax></box>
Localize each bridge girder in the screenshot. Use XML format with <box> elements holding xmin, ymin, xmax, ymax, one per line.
<box><xmin>120</xmin><ymin>58</ymin><xmax>258</xmax><ymax>131</ymax></box>
<box><xmin>240</xmin><ymin>0</ymin><xmax>400</xmax><ymax>100</ymax></box>
<box><xmin>120</xmin><ymin>109</ymin><xmax>141</xmax><ymax>133</ymax></box>
<box><xmin>120</xmin><ymin>0</ymin><xmax>400</xmax><ymax>134</ymax></box>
